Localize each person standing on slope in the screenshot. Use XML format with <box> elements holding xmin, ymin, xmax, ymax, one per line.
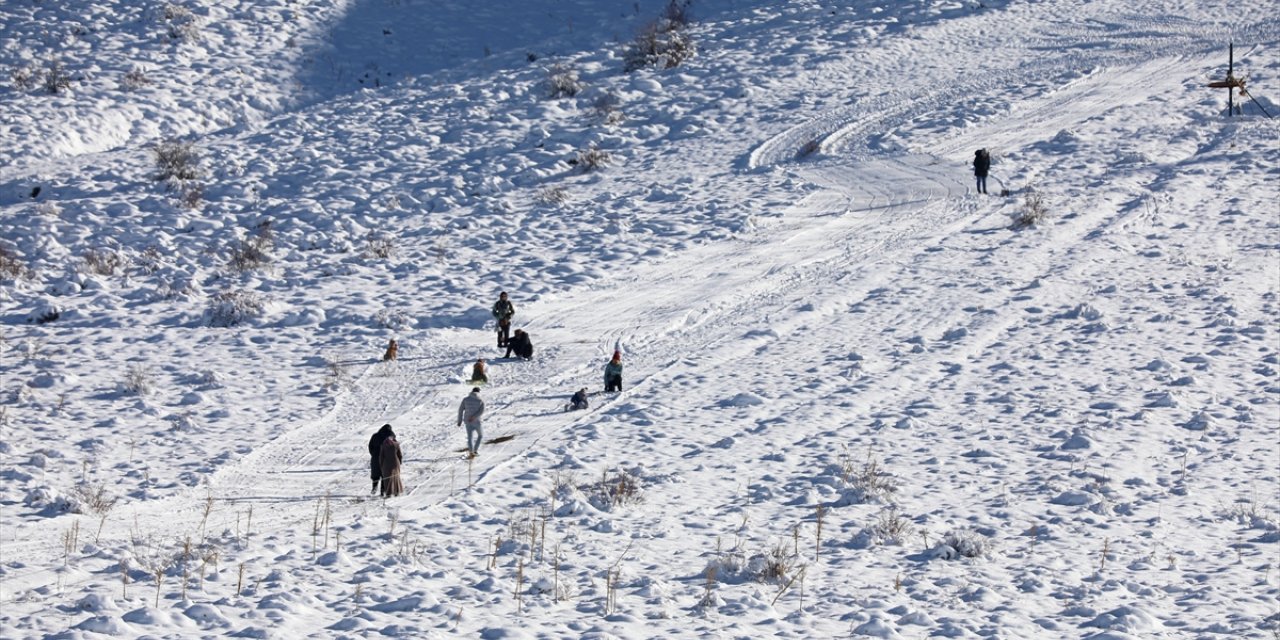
<box><xmin>603</xmin><ymin>351</ymin><xmax>624</xmax><ymax>393</ymax></box>
<box><xmin>973</xmin><ymin>148</ymin><xmax>991</xmax><ymax>195</ymax></box>
<box><xmin>368</xmin><ymin>424</ymin><xmax>396</xmax><ymax>494</ymax></box>
<box><xmin>457</xmin><ymin>387</ymin><xmax>486</xmax><ymax>458</ymax></box>
<box><xmin>379</xmin><ymin>433</ymin><xmax>404</xmax><ymax>498</ymax></box>
<box><xmin>492</xmin><ymin>292</ymin><xmax>515</xmax><ymax>349</ymax></box>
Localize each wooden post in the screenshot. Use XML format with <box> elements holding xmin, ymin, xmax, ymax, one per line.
<box><xmin>1228</xmin><ymin>42</ymin><xmax>1234</xmax><ymax>117</ymax></box>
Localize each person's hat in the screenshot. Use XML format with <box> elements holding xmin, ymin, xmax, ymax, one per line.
<box><xmin>472</xmin><ymin>387</ymin><xmax>481</xmax><ymax>393</ymax></box>
<box><xmin>612</xmin><ymin>350</ymin><xmax>621</xmax><ymax>360</ymax></box>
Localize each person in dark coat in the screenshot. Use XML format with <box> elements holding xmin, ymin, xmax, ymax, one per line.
<box><xmin>492</xmin><ymin>292</ymin><xmax>515</xmax><ymax>348</ymax></box>
<box><xmin>504</xmin><ymin>329</ymin><xmax>533</xmax><ymax>360</ymax></box>
<box><xmin>379</xmin><ymin>435</ymin><xmax>404</xmax><ymax>498</ymax></box>
<box><xmin>603</xmin><ymin>351</ymin><xmax>623</xmax><ymax>392</ymax></box>
<box><xmin>368</xmin><ymin>424</ymin><xmax>395</xmax><ymax>494</ymax></box>
<box><xmin>570</xmin><ymin>388</ymin><xmax>589</xmax><ymax>411</ymax></box>
<box><xmin>973</xmin><ymin>149</ymin><xmax>991</xmax><ymax>195</ymax></box>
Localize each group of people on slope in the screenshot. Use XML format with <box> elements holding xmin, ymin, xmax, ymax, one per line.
<box><xmin>367</xmin><ymin>294</ymin><xmax>628</xmax><ymax>495</ymax></box>
<box><xmin>492</xmin><ymin>292</ymin><xmax>533</xmax><ymax>360</ymax></box>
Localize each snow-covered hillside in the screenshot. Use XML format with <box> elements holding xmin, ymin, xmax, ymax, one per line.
<box><xmin>2</xmin><ymin>0</ymin><xmax>1278</xmax><ymax>637</ymax></box>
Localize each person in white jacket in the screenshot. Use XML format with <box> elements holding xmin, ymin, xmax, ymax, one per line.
<box><xmin>457</xmin><ymin>387</ymin><xmax>486</xmax><ymax>457</ymax></box>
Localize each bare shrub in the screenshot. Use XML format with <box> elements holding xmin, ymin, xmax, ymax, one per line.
<box><xmin>136</xmin><ymin>246</ymin><xmax>164</xmax><ymax>274</ymax></box>
<box><xmin>1014</xmin><ymin>189</ymin><xmax>1049</xmax><ymax>227</ymax></box>
<box><xmin>870</xmin><ymin>508</ymin><xmax>914</xmax><ymax>545</ymax></box>
<box><xmin>546</xmin><ymin>63</ymin><xmax>583</xmax><ymax>99</ymax></box>
<box><xmin>374</xmin><ymin>308</ymin><xmax>409</xmax><ymax>330</ymax></box>
<box><xmin>72</xmin><ymin>482</ymin><xmax>118</xmax><ymax>516</ymax></box>
<box><xmin>536</xmin><ymin>186</ymin><xmax>569</xmax><ymax>206</ymax></box>
<box><xmin>205</xmin><ymin>290</ymin><xmax>267</xmax><ymax>327</ymax></box>
<box><xmin>582</xmin><ymin>468</ymin><xmax>643</xmax><ymax>511</ymax></box>
<box><xmin>0</xmin><ymin>246</ymin><xmax>30</xmax><ymax>280</ymax></box>
<box><xmin>228</xmin><ymin>231</ymin><xmax>273</xmax><ymax>273</ymax></box>
<box><xmin>73</xmin><ymin>482</ymin><xmax>119</xmax><ymax>543</ymax></box>
<box><xmin>364</xmin><ymin>232</ymin><xmax>396</xmax><ymax>260</ymax></box>
<box><xmin>122</xmin><ymin>364</ymin><xmax>153</xmax><ymax>396</ymax></box>
<box><xmin>152</xmin><ymin>139</ymin><xmax>200</xmax><ymax>182</ymax></box>
<box><xmin>228</xmin><ymin>239</ymin><xmax>271</xmax><ymax>272</ymax></box>
<box><xmin>751</xmin><ymin>542</ymin><xmax>801</xmax><ymax>584</ymax></box>
<box><xmin>574</xmin><ymin>145</ymin><xmax>612</xmax><ymax>173</ymax></box>
<box><xmin>10</xmin><ymin>65</ymin><xmax>37</xmax><ymax>91</ymax></box>
<box><xmin>180</xmin><ymin>183</ymin><xmax>204</xmax><ymax>210</ymax></box>
<box><xmin>42</xmin><ymin>59</ymin><xmax>73</xmax><ymax>94</ymax></box>
<box><xmin>121</xmin><ymin>68</ymin><xmax>151</xmax><ymax>91</ymax></box>
<box><xmin>161</xmin><ymin>3</ymin><xmax>201</xmax><ymax>43</ymax></box>
<box><xmin>936</xmin><ymin>529</ymin><xmax>994</xmax><ymax>559</ymax></box>
<box><xmin>593</xmin><ymin>92</ymin><xmax>624</xmax><ymax>125</ymax></box>
<box><xmin>83</xmin><ymin>248</ymin><xmax>126</xmax><ymax>276</ymax></box>
<box><xmin>704</xmin><ymin>539</ymin><xmax>801</xmax><ymax>586</ymax></box>
<box><xmin>623</xmin><ymin>3</ymin><xmax>696</xmax><ymax>73</ymax></box>
<box><xmin>836</xmin><ymin>451</ymin><xmax>898</xmax><ymax>505</ymax></box>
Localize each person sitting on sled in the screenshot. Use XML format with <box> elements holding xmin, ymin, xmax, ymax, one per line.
<box><xmin>570</xmin><ymin>388</ymin><xmax>589</xmax><ymax>411</ymax></box>
<box><xmin>470</xmin><ymin>358</ymin><xmax>488</xmax><ymax>384</ymax></box>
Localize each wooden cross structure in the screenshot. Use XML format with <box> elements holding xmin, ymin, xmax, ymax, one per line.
<box><xmin>1208</xmin><ymin>42</ymin><xmax>1273</xmax><ymax>118</ymax></box>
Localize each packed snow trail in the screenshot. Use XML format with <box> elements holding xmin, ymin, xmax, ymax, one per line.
<box><xmin>0</xmin><ymin>34</ymin><xmax>1244</xmax><ymax>598</ymax></box>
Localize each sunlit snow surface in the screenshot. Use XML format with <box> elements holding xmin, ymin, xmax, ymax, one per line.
<box><xmin>1</xmin><ymin>0</ymin><xmax>1278</xmax><ymax>638</ymax></box>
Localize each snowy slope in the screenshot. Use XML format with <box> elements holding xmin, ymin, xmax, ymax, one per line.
<box><xmin>2</xmin><ymin>0</ymin><xmax>1278</xmax><ymax>638</ymax></box>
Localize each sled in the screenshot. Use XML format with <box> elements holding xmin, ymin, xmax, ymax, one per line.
<box><xmin>453</xmin><ymin>435</ymin><xmax>515</xmax><ymax>453</ymax></box>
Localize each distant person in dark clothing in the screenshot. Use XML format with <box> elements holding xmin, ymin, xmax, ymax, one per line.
<box><xmin>570</xmin><ymin>388</ymin><xmax>589</xmax><ymax>411</ymax></box>
<box><xmin>505</xmin><ymin>329</ymin><xmax>533</xmax><ymax>360</ymax></box>
<box><xmin>368</xmin><ymin>424</ymin><xmax>396</xmax><ymax>494</ymax></box>
<box><xmin>379</xmin><ymin>435</ymin><xmax>404</xmax><ymax>498</ymax></box>
<box><xmin>973</xmin><ymin>149</ymin><xmax>991</xmax><ymax>195</ymax></box>
<box><xmin>603</xmin><ymin>351</ymin><xmax>623</xmax><ymax>392</ymax></box>
<box><xmin>492</xmin><ymin>292</ymin><xmax>515</xmax><ymax>348</ymax></box>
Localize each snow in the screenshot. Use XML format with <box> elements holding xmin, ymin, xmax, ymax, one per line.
<box><xmin>2</xmin><ymin>0</ymin><xmax>1279</xmax><ymax>638</ymax></box>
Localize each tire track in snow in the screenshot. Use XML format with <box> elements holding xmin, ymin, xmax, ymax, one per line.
<box><xmin>747</xmin><ymin>6</ymin><xmax>1221</xmax><ymax>171</ymax></box>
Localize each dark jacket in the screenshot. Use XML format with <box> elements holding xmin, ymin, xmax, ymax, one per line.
<box><xmin>604</xmin><ymin>359</ymin><xmax>623</xmax><ymax>386</ymax></box>
<box><xmin>506</xmin><ymin>331</ymin><xmax>533</xmax><ymax>359</ymax></box>
<box><xmin>571</xmin><ymin>389</ymin><xmax>589</xmax><ymax>409</ymax></box>
<box><xmin>368</xmin><ymin>424</ymin><xmax>395</xmax><ymax>482</ymax></box>
<box><xmin>492</xmin><ymin>299</ymin><xmax>515</xmax><ymax>322</ymax></box>
<box><xmin>379</xmin><ymin>436</ymin><xmax>404</xmax><ymax>497</ymax></box>
<box><xmin>974</xmin><ymin>150</ymin><xmax>991</xmax><ymax>177</ymax></box>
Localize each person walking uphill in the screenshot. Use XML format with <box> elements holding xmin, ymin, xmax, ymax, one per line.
<box><xmin>379</xmin><ymin>433</ymin><xmax>404</xmax><ymax>498</ymax></box>
<box><xmin>492</xmin><ymin>292</ymin><xmax>515</xmax><ymax>349</ymax></box>
<box><xmin>973</xmin><ymin>148</ymin><xmax>991</xmax><ymax>195</ymax></box>
<box><xmin>458</xmin><ymin>387</ymin><xmax>485</xmax><ymax>458</ymax></box>
<box><xmin>604</xmin><ymin>351</ymin><xmax>623</xmax><ymax>393</ymax></box>
<box><xmin>368</xmin><ymin>424</ymin><xmax>396</xmax><ymax>494</ymax></box>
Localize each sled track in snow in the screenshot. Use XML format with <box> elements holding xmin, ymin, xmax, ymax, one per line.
<box><xmin>747</xmin><ymin>10</ymin><xmax>1227</xmax><ymax>171</ymax></box>
<box><xmin>6</xmin><ymin>0</ymin><xmax>1275</xmax><ymax>609</ymax></box>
